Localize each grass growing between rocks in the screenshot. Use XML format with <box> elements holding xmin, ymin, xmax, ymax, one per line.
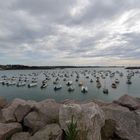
<box><xmin>65</xmin><ymin>116</ymin><xmax>88</xmax><ymax>140</ymax></box>
<box><xmin>65</xmin><ymin>116</ymin><xmax>79</xmax><ymax>140</ymax></box>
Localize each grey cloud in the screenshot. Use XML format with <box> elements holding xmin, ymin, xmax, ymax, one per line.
<box><xmin>0</xmin><ymin>0</ymin><xmax>140</xmax><ymax>65</ymax></box>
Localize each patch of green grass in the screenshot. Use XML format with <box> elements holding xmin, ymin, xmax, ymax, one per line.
<box><xmin>65</xmin><ymin>115</ymin><xmax>79</xmax><ymax>140</ymax></box>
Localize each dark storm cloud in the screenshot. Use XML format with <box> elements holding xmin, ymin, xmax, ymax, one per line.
<box><xmin>0</xmin><ymin>0</ymin><xmax>140</xmax><ymax>65</ymax></box>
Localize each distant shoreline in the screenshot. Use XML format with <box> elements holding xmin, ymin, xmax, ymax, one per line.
<box><xmin>1</xmin><ymin>65</ymin><xmax>140</xmax><ymax>70</ymax></box>
<box><xmin>0</xmin><ymin>65</ymin><xmax>126</xmax><ymax>70</ymax></box>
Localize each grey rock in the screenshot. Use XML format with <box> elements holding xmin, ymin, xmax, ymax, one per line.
<box><xmin>24</xmin><ymin>111</ymin><xmax>47</xmax><ymax>134</ymax></box>
<box><xmin>37</xmin><ymin>99</ymin><xmax>61</xmax><ymax>123</ymax></box>
<box><xmin>0</xmin><ymin>97</ymin><xmax>7</xmax><ymax>109</ymax></box>
<box><xmin>114</xmin><ymin>94</ymin><xmax>140</xmax><ymax>110</ymax></box>
<box><xmin>102</xmin><ymin>103</ymin><xmax>140</xmax><ymax>140</ymax></box>
<box><xmin>24</xmin><ymin>99</ymin><xmax>61</xmax><ymax>133</ymax></box>
<box><xmin>2</xmin><ymin>98</ymin><xmax>26</xmax><ymax>122</ymax></box>
<box><xmin>59</xmin><ymin>102</ymin><xmax>105</xmax><ymax>140</ymax></box>
<box><xmin>11</xmin><ymin>132</ymin><xmax>30</xmax><ymax>140</ymax></box>
<box><xmin>0</xmin><ymin>122</ymin><xmax>22</xmax><ymax>140</ymax></box>
<box><xmin>14</xmin><ymin>104</ymin><xmax>32</xmax><ymax>122</ymax></box>
<box><xmin>30</xmin><ymin>124</ymin><xmax>62</xmax><ymax>140</ymax></box>
<box><xmin>2</xmin><ymin>98</ymin><xmax>37</xmax><ymax>123</ymax></box>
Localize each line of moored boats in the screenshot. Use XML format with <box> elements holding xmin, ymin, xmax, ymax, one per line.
<box><xmin>0</xmin><ymin>69</ymin><xmax>139</xmax><ymax>94</ymax></box>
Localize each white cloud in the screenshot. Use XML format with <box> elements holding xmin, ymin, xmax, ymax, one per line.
<box><xmin>0</xmin><ymin>0</ymin><xmax>140</xmax><ymax>65</ymax></box>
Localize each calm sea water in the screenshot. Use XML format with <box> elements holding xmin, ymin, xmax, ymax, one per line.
<box><xmin>0</xmin><ymin>68</ymin><xmax>140</xmax><ymax>102</ymax></box>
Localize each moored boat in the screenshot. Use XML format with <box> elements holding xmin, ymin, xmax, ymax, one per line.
<box><xmin>54</xmin><ymin>85</ymin><xmax>62</xmax><ymax>90</ymax></box>
<box><xmin>41</xmin><ymin>83</ymin><xmax>48</xmax><ymax>88</ymax></box>
<box><xmin>17</xmin><ymin>82</ymin><xmax>26</xmax><ymax>87</ymax></box>
<box><xmin>28</xmin><ymin>83</ymin><xmax>37</xmax><ymax>88</ymax></box>
<box><xmin>112</xmin><ymin>83</ymin><xmax>117</xmax><ymax>88</ymax></box>
<box><xmin>68</xmin><ymin>86</ymin><xmax>75</xmax><ymax>92</ymax></box>
<box><xmin>103</xmin><ymin>88</ymin><xmax>109</xmax><ymax>94</ymax></box>
<box><xmin>81</xmin><ymin>86</ymin><xmax>88</xmax><ymax>93</ymax></box>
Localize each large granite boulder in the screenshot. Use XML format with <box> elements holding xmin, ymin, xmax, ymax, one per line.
<box><xmin>24</xmin><ymin>99</ymin><xmax>61</xmax><ymax>133</ymax></box>
<box><xmin>114</xmin><ymin>94</ymin><xmax>140</xmax><ymax>110</ymax></box>
<box><xmin>11</xmin><ymin>132</ymin><xmax>30</xmax><ymax>140</ymax></box>
<box><xmin>37</xmin><ymin>99</ymin><xmax>61</xmax><ymax>123</ymax></box>
<box><xmin>59</xmin><ymin>102</ymin><xmax>105</xmax><ymax>140</ymax></box>
<box><xmin>24</xmin><ymin>111</ymin><xmax>47</xmax><ymax>134</ymax></box>
<box><xmin>0</xmin><ymin>97</ymin><xmax>7</xmax><ymax>109</ymax></box>
<box><xmin>30</xmin><ymin>124</ymin><xmax>62</xmax><ymax>140</ymax></box>
<box><xmin>1</xmin><ymin>98</ymin><xmax>37</xmax><ymax>123</ymax></box>
<box><xmin>1</xmin><ymin>98</ymin><xmax>26</xmax><ymax>122</ymax></box>
<box><xmin>102</xmin><ymin>103</ymin><xmax>140</xmax><ymax>140</ymax></box>
<box><xmin>0</xmin><ymin>122</ymin><xmax>22</xmax><ymax>140</ymax></box>
<box><xmin>14</xmin><ymin>104</ymin><xmax>32</xmax><ymax>122</ymax></box>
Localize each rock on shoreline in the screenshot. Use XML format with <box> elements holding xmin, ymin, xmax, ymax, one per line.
<box><xmin>0</xmin><ymin>94</ymin><xmax>139</xmax><ymax>140</ymax></box>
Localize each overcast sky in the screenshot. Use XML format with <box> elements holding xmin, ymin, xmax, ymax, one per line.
<box><xmin>0</xmin><ymin>0</ymin><xmax>140</xmax><ymax>66</ymax></box>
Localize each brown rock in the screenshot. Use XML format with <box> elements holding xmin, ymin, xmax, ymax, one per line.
<box><xmin>114</xmin><ymin>94</ymin><xmax>140</xmax><ymax>110</ymax></box>
<box><xmin>0</xmin><ymin>97</ymin><xmax>7</xmax><ymax>109</ymax></box>
<box><xmin>30</xmin><ymin>124</ymin><xmax>62</xmax><ymax>140</ymax></box>
<box><xmin>102</xmin><ymin>103</ymin><xmax>140</xmax><ymax>140</ymax></box>
<box><xmin>24</xmin><ymin>111</ymin><xmax>47</xmax><ymax>133</ymax></box>
<box><xmin>0</xmin><ymin>122</ymin><xmax>22</xmax><ymax>140</ymax></box>
<box><xmin>11</xmin><ymin>132</ymin><xmax>30</xmax><ymax>140</ymax></box>
<box><xmin>59</xmin><ymin>102</ymin><xmax>105</xmax><ymax>140</ymax></box>
<box><xmin>14</xmin><ymin>104</ymin><xmax>32</xmax><ymax>122</ymax></box>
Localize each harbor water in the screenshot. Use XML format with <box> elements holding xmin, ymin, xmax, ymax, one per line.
<box><xmin>0</xmin><ymin>68</ymin><xmax>140</xmax><ymax>102</ymax></box>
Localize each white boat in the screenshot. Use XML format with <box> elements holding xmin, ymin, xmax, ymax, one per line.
<box><xmin>17</xmin><ymin>82</ymin><xmax>26</xmax><ymax>87</ymax></box>
<box><xmin>7</xmin><ymin>81</ymin><xmax>16</xmax><ymax>86</ymax></box>
<box><xmin>28</xmin><ymin>83</ymin><xmax>37</xmax><ymax>88</ymax></box>
<box><xmin>0</xmin><ymin>80</ymin><xmax>3</xmax><ymax>84</ymax></box>
<box><xmin>54</xmin><ymin>85</ymin><xmax>62</xmax><ymax>90</ymax></box>
<box><xmin>81</xmin><ymin>86</ymin><xmax>88</xmax><ymax>93</ymax></box>
<box><xmin>2</xmin><ymin>81</ymin><xmax>8</xmax><ymax>85</ymax></box>
<box><xmin>66</xmin><ymin>81</ymin><xmax>73</xmax><ymax>86</ymax></box>
<box><xmin>42</xmin><ymin>79</ymin><xmax>47</xmax><ymax>84</ymax></box>
<box><xmin>41</xmin><ymin>83</ymin><xmax>48</xmax><ymax>88</ymax></box>
<box><xmin>68</xmin><ymin>86</ymin><xmax>75</xmax><ymax>92</ymax></box>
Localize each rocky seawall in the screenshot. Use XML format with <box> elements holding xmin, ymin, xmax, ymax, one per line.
<box><xmin>0</xmin><ymin>94</ymin><xmax>140</xmax><ymax>140</ymax></box>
